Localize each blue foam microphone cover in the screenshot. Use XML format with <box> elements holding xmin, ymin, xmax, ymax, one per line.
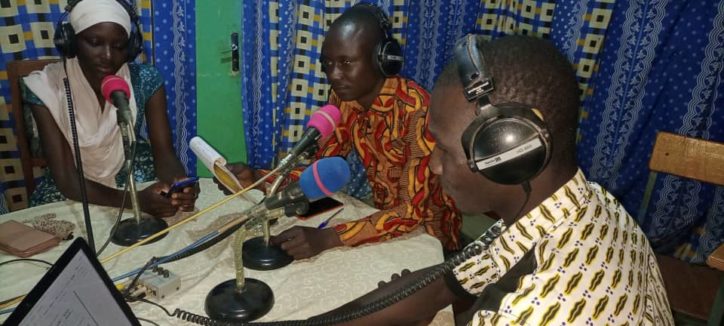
<box><xmin>299</xmin><ymin>157</ymin><xmax>351</xmax><ymax>201</ymax></box>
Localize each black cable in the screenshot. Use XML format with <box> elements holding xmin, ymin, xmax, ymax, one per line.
<box><xmin>137</xmin><ymin>317</ymin><xmax>160</xmax><ymax>326</ymax></box>
<box><xmin>0</xmin><ymin>258</ymin><xmax>53</xmax><ymax>268</ymax></box>
<box><xmin>147</xmin><ymin>243</ymin><xmax>485</xmax><ymax>326</ymax></box>
<box><xmin>137</xmin><ymin>298</ymin><xmax>172</xmax><ymax>317</ymax></box>
<box><xmin>160</xmin><ymin>220</ymin><xmax>243</xmax><ymax>264</ymax></box>
<box><xmin>97</xmin><ymin>143</ymin><xmax>135</xmax><ymax>257</ymax></box>
<box><xmin>514</xmin><ymin>181</ymin><xmax>532</xmax><ymax>221</ymax></box>
<box><xmin>62</xmin><ymin>60</ymin><xmax>95</xmax><ymax>254</ymax></box>
<box><xmin>140</xmin><ymin>227</ymin><xmax>498</xmax><ymax>326</ymax></box>
<box><xmin>123</xmin><ymin>257</ymin><xmax>157</xmax><ymax>299</ymax></box>
<box><xmin>138</xmin><ymin>297</ymin><xmax>232</xmax><ymax>326</ymax></box>
<box><xmin>285</xmin><ymin>239</ymin><xmax>488</xmax><ymax>326</ymax></box>
<box><xmin>132</xmin><ymin>181</ymin><xmax>511</xmax><ymax>325</ymax></box>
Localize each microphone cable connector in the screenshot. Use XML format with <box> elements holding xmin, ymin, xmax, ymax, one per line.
<box><xmin>125</xmin><ymin>266</ymin><xmax>181</xmax><ymax>301</ymax></box>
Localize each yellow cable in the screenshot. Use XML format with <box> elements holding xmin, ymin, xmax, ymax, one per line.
<box><xmin>100</xmin><ymin>167</ymin><xmax>281</xmax><ymax>264</ymax></box>
<box><xmin>1</xmin><ymin>168</ymin><xmax>282</xmax><ymax>310</ymax></box>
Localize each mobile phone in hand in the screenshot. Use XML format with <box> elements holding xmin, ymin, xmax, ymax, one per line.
<box><xmin>161</xmin><ymin>177</ymin><xmax>199</xmax><ymax>198</ymax></box>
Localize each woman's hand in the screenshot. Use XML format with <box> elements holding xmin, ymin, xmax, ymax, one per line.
<box><xmin>169</xmin><ymin>179</ymin><xmax>199</xmax><ymax>212</ymax></box>
<box><xmin>214</xmin><ymin>163</ymin><xmax>263</xmax><ymax>194</ymax></box>
<box><xmin>138</xmin><ymin>181</ymin><xmax>178</xmax><ymax>217</ymax></box>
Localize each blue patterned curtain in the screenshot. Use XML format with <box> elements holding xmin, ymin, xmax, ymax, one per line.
<box><xmin>578</xmin><ymin>0</ymin><xmax>724</xmax><ymax>263</ymax></box>
<box><xmin>241</xmin><ymin>0</ymin><xmax>612</xmax><ymax>166</ymax></box>
<box><xmin>0</xmin><ymin>0</ymin><xmax>196</xmax><ymax>211</ymax></box>
<box><xmin>240</xmin><ymin>0</ymin><xmax>722</xmax><ymax>262</ymax></box>
<box><xmin>150</xmin><ymin>0</ymin><xmax>197</xmax><ymax>175</ymax></box>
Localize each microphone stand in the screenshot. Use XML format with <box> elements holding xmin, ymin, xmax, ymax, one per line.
<box><xmin>110</xmin><ymin>119</ymin><xmax>168</xmax><ymax>246</ymax></box>
<box><xmin>205</xmin><ymin>201</ymin><xmax>307</xmax><ymax>322</ymax></box>
<box><xmin>241</xmin><ymin>147</ymin><xmax>316</xmax><ymax>270</ymax></box>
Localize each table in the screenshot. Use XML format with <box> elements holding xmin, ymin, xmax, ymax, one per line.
<box><xmin>0</xmin><ymin>178</ymin><xmax>453</xmax><ymax>325</ymax></box>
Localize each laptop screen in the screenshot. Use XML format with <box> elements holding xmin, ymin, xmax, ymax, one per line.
<box><xmin>5</xmin><ymin>238</ymin><xmax>139</xmax><ymax>326</ymax></box>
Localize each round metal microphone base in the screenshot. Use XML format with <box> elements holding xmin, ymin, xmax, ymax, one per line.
<box><xmin>242</xmin><ymin>236</ymin><xmax>293</xmax><ymax>270</ymax></box>
<box><xmin>205</xmin><ymin>278</ymin><xmax>274</xmax><ymax>322</ymax></box>
<box><xmin>110</xmin><ymin>217</ymin><xmax>168</xmax><ymax>247</ymax></box>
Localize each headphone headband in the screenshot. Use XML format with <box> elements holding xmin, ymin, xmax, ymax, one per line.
<box><xmin>454</xmin><ymin>34</ymin><xmax>494</xmax><ymax>102</ymax></box>
<box><xmin>350</xmin><ymin>2</ymin><xmax>403</xmax><ymax>76</ymax></box>
<box><xmin>54</xmin><ymin>0</ymin><xmax>143</xmax><ymax>61</ymax></box>
<box><xmin>353</xmin><ymin>2</ymin><xmax>393</xmax><ymax>39</ymax></box>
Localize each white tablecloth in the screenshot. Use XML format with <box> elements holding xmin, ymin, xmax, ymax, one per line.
<box><xmin>0</xmin><ymin>178</ymin><xmax>453</xmax><ymax>325</ymax></box>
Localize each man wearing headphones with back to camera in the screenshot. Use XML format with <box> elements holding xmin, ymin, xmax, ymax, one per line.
<box><xmin>306</xmin><ymin>35</ymin><xmax>674</xmax><ymax>325</ymax></box>
<box><xmin>22</xmin><ymin>0</ymin><xmax>197</xmax><ymax>217</ymax></box>
<box><xmin>220</xmin><ymin>3</ymin><xmax>462</xmax><ymax>259</ymax></box>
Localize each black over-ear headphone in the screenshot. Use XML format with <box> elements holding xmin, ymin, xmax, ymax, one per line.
<box><xmin>454</xmin><ymin>34</ymin><xmax>552</xmax><ymax>185</ymax></box>
<box><xmin>53</xmin><ymin>0</ymin><xmax>143</xmax><ymax>61</ymax></box>
<box><xmin>353</xmin><ymin>3</ymin><xmax>403</xmax><ymax>77</ymax></box>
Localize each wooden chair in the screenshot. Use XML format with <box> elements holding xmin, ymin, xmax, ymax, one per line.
<box><xmin>640</xmin><ymin>131</ymin><xmax>724</xmax><ymax>326</ymax></box>
<box><xmin>7</xmin><ymin>59</ymin><xmax>57</xmax><ymax>200</ymax></box>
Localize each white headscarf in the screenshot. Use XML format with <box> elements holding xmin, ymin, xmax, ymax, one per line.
<box><xmin>24</xmin><ymin>59</ymin><xmax>138</xmax><ymax>188</ymax></box>
<box><xmin>70</xmin><ymin>0</ymin><xmax>132</xmax><ymax>36</ymax></box>
<box><xmin>22</xmin><ymin>0</ymin><xmax>140</xmax><ymax>188</ymax></box>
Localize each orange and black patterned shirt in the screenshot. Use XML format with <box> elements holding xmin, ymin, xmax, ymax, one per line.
<box><xmin>318</xmin><ymin>76</ymin><xmax>461</xmax><ymax>250</ymax></box>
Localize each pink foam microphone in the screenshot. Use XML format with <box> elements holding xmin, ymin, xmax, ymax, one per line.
<box><xmin>277</xmin><ymin>105</ymin><xmax>341</xmax><ymax>169</ymax></box>
<box><xmin>101</xmin><ymin>75</ymin><xmax>132</xmax><ymax>126</ymax></box>
<box><xmin>307</xmin><ymin>104</ymin><xmax>342</xmax><ymax>141</ymax></box>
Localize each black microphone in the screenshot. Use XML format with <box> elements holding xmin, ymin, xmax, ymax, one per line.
<box><xmin>101</xmin><ymin>75</ymin><xmax>133</xmax><ymax>127</ymax></box>
<box><xmin>276</xmin><ymin>104</ymin><xmax>341</xmax><ymax>169</ymax></box>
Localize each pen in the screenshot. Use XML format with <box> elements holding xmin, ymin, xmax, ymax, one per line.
<box><xmin>317</xmin><ymin>208</ymin><xmax>344</xmax><ymax>229</ymax></box>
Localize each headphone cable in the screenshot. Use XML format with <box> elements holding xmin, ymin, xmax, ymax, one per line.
<box><xmin>515</xmin><ymin>181</ymin><xmax>532</xmax><ymax>221</ymax></box>
<box><xmin>62</xmin><ymin>58</ymin><xmax>96</xmax><ymax>254</ymax></box>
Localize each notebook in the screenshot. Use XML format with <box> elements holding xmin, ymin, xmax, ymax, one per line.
<box><xmin>4</xmin><ymin>238</ymin><xmax>140</xmax><ymax>326</ymax></box>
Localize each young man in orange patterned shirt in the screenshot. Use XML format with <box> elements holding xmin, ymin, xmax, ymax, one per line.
<box><xmin>223</xmin><ymin>4</ymin><xmax>461</xmax><ymax>259</ymax></box>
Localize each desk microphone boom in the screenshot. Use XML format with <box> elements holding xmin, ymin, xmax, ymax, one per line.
<box><xmin>101</xmin><ymin>75</ymin><xmax>168</xmax><ymax>247</ymax></box>
<box><xmin>204</xmin><ymin>156</ymin><xmax>351</xmax><ymax>323</ymax></box>
<box><xmin>245</xmin><ymin>105</ymin><xmax>343</xmax><ymax>271</ymax></box>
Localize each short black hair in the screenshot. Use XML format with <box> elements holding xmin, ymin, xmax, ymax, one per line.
<box><xmin>435</xmin><ymin>35</ymin><xmax>580</xmax><ymax>168</ymax></box>
<box><xmin>330</xmin><ymin>4</ymin><xmax>386</xmax><ymax>46</ymax></box>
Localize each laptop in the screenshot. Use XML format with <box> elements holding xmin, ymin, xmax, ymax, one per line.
<box><xmin>4</xmin><ymin>238</ymin><xmax>140</xmax><ymax>326</ymax></box>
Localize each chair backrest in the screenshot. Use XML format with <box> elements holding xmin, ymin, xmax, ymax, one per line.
<box><xmin>649</xmin><ymin>131</ymin><xmax>724</xmax><ymax>186</ymax></box>
<box><xmin>639</xmin><ymin>132</ymin><xmax>724</xmax><ymax>219</ymax></box>
<box><xmin>7</xmin><ymin>59</ymin><xmax>58</xmax><ymax>200</ymax></box>
<box><xmin>642</xmin><ymin>132</ymin><xmax>724</xmax><ymax>324</ymax></box>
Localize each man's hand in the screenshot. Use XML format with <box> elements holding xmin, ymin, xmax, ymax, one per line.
<box><xmin>270</xmin><ymin>226</ymin><xmax>343</xmax><ymax>259</ymax></box>
<box><xmin>213</xmin><ymin>163</ymin><xmax>262</xmax><ymax>194</ymax></box>
<box><xmin>139</xmin><ymin>182</ymin><xmax>178</xmax><ymax>217</ymax></box>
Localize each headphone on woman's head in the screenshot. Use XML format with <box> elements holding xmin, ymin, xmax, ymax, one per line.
<box><xmin>454</xmin><ymin>34</ymin><xmax>552</xmax><ymax>185</ymax></box>
<box><xmin>352</xmin><ymin>2</ymin><xmax>403</xmax><ymax>77</ymax></box>
<box><xmin>53</xmin><ymin>0</ymin><xmax>143</xmax><ymax>61</ymax></box>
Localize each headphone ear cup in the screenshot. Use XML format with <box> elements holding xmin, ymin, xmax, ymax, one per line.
<box><xmin>463</xmin><ymin>104</ymin><xmax>551</xmax><ymax>185</ymax></box>
<box><xmin>376</xmin><ymin>38</ymin><xmax>403</xmax><ymax>76</ymax></box>
<box><xmin>54</xmin><ymin>22</ymin><xmax>76</xmax><ymax>58</ymax></box>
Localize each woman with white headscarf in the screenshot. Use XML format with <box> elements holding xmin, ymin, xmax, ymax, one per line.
<box><xmin>22</xmin><ymin>0</ymin><xmax>197</xmax><ymax>217</ymax></box>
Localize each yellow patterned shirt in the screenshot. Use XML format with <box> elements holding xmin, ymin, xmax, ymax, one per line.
<box><xmin>453</xmin><ymin>170</ymin><xmax>673</xmax><ymax>325</ymax></box>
